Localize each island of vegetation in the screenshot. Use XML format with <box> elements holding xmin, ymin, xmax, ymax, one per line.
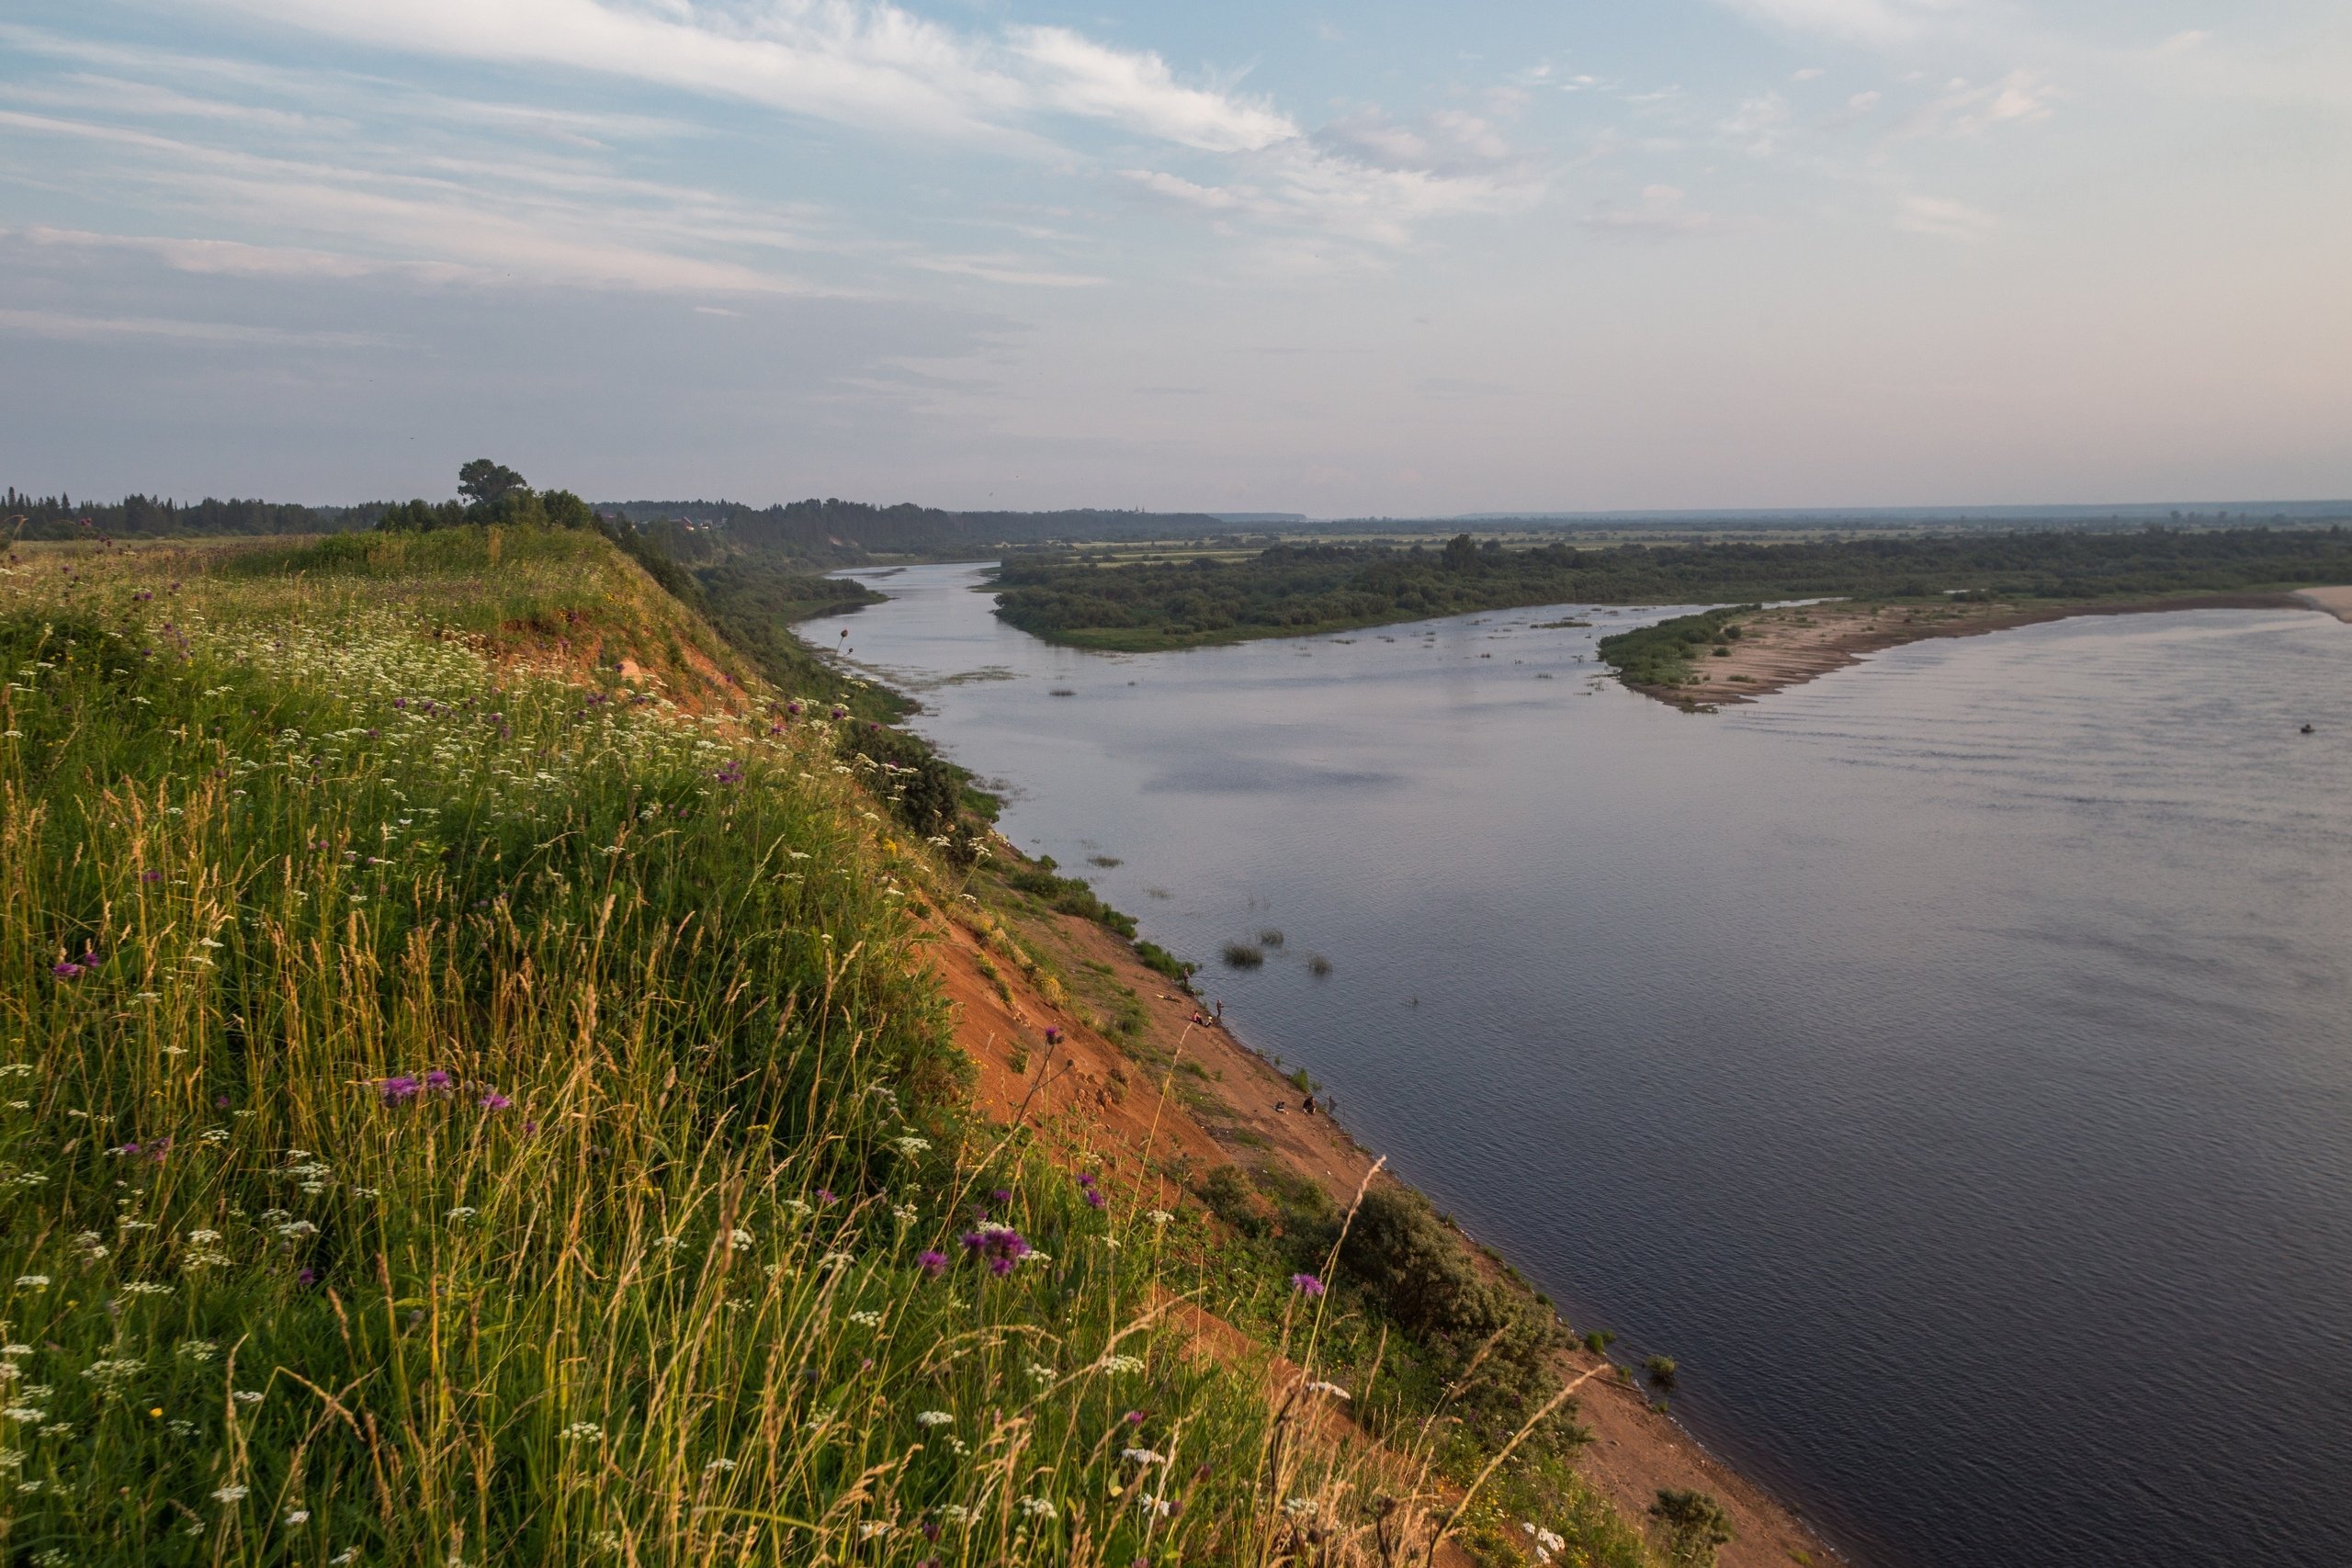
<box><xmin>0</xmin><ymin>468</ymin><xmax>1826</xmax><ymax>1567</ymax></box>
<box><xmin>989</xmin><ymin>528</ymin><xmax>2352</xmax><ymax>674</ymax></box>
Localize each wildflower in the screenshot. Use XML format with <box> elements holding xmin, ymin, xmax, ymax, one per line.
<box><xmin>286</xmin><ymin>1509</ymin><xmax>312</xmax><ymax>1525</ymax></box>
<box><xmin>177</xmin><ymin>1340</ymin><xmax>219</xmax><ymax>1362</ymax></box>
<box><xmin>1125</xmin><ymin>1409</ymin><xmax>1146</xmax><ymax>1424</ymax></box>
<box><xmin>960</xmin><ymin>1224</ymin><xmax>1032</xmax><ymax>1276</ymax></box>
<box><xmin>1100</xmin><ymin>1355</ymin><xmax>1146</xmax><ymax>1376</ymax></box>
<box><xmin>1122</xmin><ymin>1448</ymin><xmax>1167</xmax><ymax>1465</ymax></box>
<box><xmin>704</xmin><ymin>1457</ymin><xmax>737</xmax><ymax>1472</ymax></box>
<box><xmin>446</xmin><ymin>1208</ymin><xmax>477</xmax><ymax>1224</ymax></box>
<box><xmin>1146</xmin><ymin>1210</ymin><xmax>1174</xmax><ymax>1225</ymax></box>
<box><xmin>1043</xmin><ymin>1027</ymin><xmax>1062</xmax><ymax>1044</ymax></box>
<box><xmin>1018</xmin><ymin>1496</ymin><xmax>1057</xmax><ymax>1521</ymax></box>
<box><xmin>377</xmin><ymin>1076</ymin><xmax>420</xmax><ymax>1106</ymax></box>
<box><xmin>187</xmin><ymin>1229</ymin><xmax>222</xmax><ymax>1245</ymax></box>
<box><xmin>818</xmin><ymin>1250</ymin><xmax>854</xmax><ymax>1270</ymax></box>
<box><xmin>848</xmin><ymin>1310</ymin><xmax>882</xmax><ymax>1328</ymax></box>
<box><xmin>478</xmin><ymin>1091</ymin><xmax>511</xmax><ymax>1111</ymax></box>
<box><xmin>891</xmin><ymin>1203</ymin><xmax>918</xmax><ymax>1225</ymax></box>
<box><xmin>422</xmin><ymin>1069</ymin><xmax>455</xmax><ymax>1093</ymax></box>
<box><xmin>50</xmin><ymin>961</ymin><xmax>83</xmax><ymax>980</ymax></box>
<box><xmin>728</xmin><ymin>1228</ymin><xmax>753</xmax><ymax>1251</ymax></box>
<box><xmin>892</xmin><ymin>1134</ymin><xmax>931</xmax><ymax>1158</ymax></box>
<box><xmin>1304</xmin><ymin>1382</ymin><xmax>1351</xmax><ymax>1400</ymax></box>
<box><xmin>3</xmin><ymin>1406</ymin><xmax>46</xmax><ymax>1423</ymax></box>
<box><xmin>816</xmin><ymin>1189</ymin><xmax>837</xmax><ymax>1206</ymax></box>
<box><xmin>12</xmin><ymin>1277</ymin><xmax>49</xmax><ymax>1292</ymax></box>
<box><xmin>1026</xmin><ymin>1362</ymin><xmax>1057</xmax><ymax>1384</ymax></box>
<box><xmin>936</xmin><ymin>1505</ymin><xmax>977</xmax><ymax>1526</ymax></box>
<box><xmin>1290</xmin><ymin>1273</ymin><xmax>1326</xmax><ymax>1298</ymax></box>
<box><xmin>213</xmin><ymin>1484</ymin><xmax>250</xmax><ymax>1504</ymax></box>
<box><xmin>915</xmin><ymin>1410</ymin><xmax>954</xmax><ymax>1427</ymax></box>
<box><xmin>560</xmin><ymin>1421</ymin><xmax>602</xmax><ymax>1443</ymax></box>
<box><xmin>1283</xmin><ymin>1497</ymin><xmax>1316</xmax><ymax>1519</ymax></box>
<box><xmin>232</xmin><ymin>1390</ymin><xmax>264</xmax><ymax>1404</ymax></box>
<box><xmin>917</xmin><ymin>1249</ymin><xmax>949</xmax><ymax>1277</ymax></box>
<box><xmin>858</xmin><ymin>1522</ymin><xmax>889</xmax><ymax>1541</ymax></box>
<box><xmin>331</xmin><ymin>1550</ymin><xmax>362</xmax><ymax>1566</ymax></box>
<box><xmin>1083</xmin><ymin>1186</ymin><xmax>1106</xmax><ymax>1210</ymax></box>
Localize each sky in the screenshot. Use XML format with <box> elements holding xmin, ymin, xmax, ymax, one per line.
<box><xmin>2</xmin><ymin>1</ymin><xmax>2347</xmax><ymax>514</ymax></box>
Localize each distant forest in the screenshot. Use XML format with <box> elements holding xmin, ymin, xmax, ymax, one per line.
<box><xmin>601</xmin><ymin>498</ymin><xmax>1237</xmax><ymax>563</ymax></box>
<box><xmin>6</xmin><ymin>484</ymin><xmax>1238</xmax><ymax>556</ymax></box>
<box><xmin>991</xmin><ymin>527</ymin><xmax>2352</xmax><ymax>650</ymax></box>
<box><xmin>3</xmin><ymin>488</ymin><xmax>348</xmax><ymax>541</ymax></box>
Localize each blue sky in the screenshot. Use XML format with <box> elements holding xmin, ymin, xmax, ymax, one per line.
<box><xmin>2</xmin><ymin>1</ymin><xmax>2346</xmax><ymax>513</ymax></box>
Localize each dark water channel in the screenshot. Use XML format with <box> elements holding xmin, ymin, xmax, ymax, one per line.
<box><xmin>815</xmin><ymin>565</ymin><xmax>2352</xmax><ymax>1568</ymax></box>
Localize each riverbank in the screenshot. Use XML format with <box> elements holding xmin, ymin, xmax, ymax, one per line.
<box><xmin>1625</xmin><ymin>592</ymin><xmax>2324</xmax><ymax>707</ymax></box>
<box><xmin>922</xmin><ymin>850</ymin><xmax>1846</xmax><ymax>1568</ymax></box>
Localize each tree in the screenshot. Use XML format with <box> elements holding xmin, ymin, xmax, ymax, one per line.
<box><xmin>458</xmin><ymin>459</ymin><xmax>527</xmax><ymax>507</ymax></box>
<box><xmin>1649</xmin><ymin>1490</ymin><xmax>1734</xmax><ymax>1568</ymax></box>
<box><xmin>1441</xmin><ymin>532</ymin><xmax>1478</xmax><ymax>571</ymax></box>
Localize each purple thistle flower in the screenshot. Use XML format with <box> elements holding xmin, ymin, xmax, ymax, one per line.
<box><xmin>991</xmin><ymin>1188</ymin><xmax>1012</xmax><ymax>1206</ymax></box>
<box><xmin>479</xmin><ymin>1091</ymin><xmax>512</xmax><ymax>1111</ymax></box>
<box><xmin>830</xmin><ymin>705</ymin><xmax>847</xmax><ymax>720</ymax></box>
<box><xmin>786</xmin><ymin>701</ymin><xmax>804</xmax><ymax>717</ymax></box>
<box><xmin>1290</xmin><ymin>1273</ymin><xmax>1326</xmax><ymax>1298</ymax></box>
<box><xmin>112</xmin><ymin>1142</ymin><xmax>140</xmax><ymax>1156</ymax></box>
<box><xmin>1043</xmin><ymin>1026</ymin><xmax>1062</xmax><ymax>1044</ymax></box>
<box><xmin>378</xmin><ymin>1076</ymin><xmax>421</xmax><ymax>1106</ymax></box>
<box><xmin>918</xmin><ymin>1249</ymin><xmax>949</xmax><ymax>1277</ymax></box>
<box><xmin>141</xmin><ymin>870</ymin><xmax>164</xmax><ymax>884</ymax></box>
<box><xmin>1125</xmin><ymin>1408</ymin><xmax>1145</xmax><ymax>1424</ymax></box>
<box><xmin>297</xmin><ymin>1268</ymin><xmax>318</xmax><ymax>1287</ymax></box>
<box><xmin>922</xmin><ymin>1520</ymin><xmax>942</xmax><ymax>1541</ymax></box>
<box><xmin>51</xmin><ymin>961</ymin><xmax>84</xmax><ymax>980</ymax></box>
<box><xmin>422</xmin><ymin>1069</ymin><xmax>455</xmax><ymax>1093</ymax></box>
<box><xmin>1084</xmin><ymin>1188</ymin><xmax>1105</xmax><ymax>1209</ymax></box>
<box><xmin>989</xmin><ymin>1256</ymin><xmax>1014</xmax><ymax>1277</ymax></box>
<box><xmin>816</xmin><ymin>1188</ymin><xmax>837</xmax><ymax>1206</ymax></box>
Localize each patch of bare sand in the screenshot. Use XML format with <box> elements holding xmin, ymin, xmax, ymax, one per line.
<box><xmin>1652</xmin><ymin>592</ymin><xmax>2316</xmax><ymax>708</ymax></box>
<box><xmin>2294</xmin><ymin>586</ymin><xmax>2352</xmax><ymax>622</ymax></box>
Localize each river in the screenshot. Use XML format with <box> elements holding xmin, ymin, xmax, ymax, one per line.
<box><xmin>813</xmin><ymin>563</ymin><xmax>2352</xmax><ymax>1568</ymax></box>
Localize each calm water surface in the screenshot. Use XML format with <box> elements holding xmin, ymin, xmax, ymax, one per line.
<box><xmin>819</xmin><ymin>565</ymin><xmax>2352</xmax><ymax>1568</ymax></box>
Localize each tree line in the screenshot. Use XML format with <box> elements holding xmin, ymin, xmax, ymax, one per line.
<box><xmin>991</xmin><ymin>527</ymin><xmax>2352</xmax><ymax>649</ymax></box>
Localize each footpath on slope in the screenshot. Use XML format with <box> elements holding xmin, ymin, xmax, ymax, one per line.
<box><xmin>919</xmin><ymin>881</ymin><xmax>1841</xmax><ymax>1568</ymax></box>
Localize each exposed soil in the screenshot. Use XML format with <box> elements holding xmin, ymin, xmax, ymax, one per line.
<box><xmin>920</xmin><ymin>889</ymin><xmax>1843</xmax><ymax>1568</ymax></box>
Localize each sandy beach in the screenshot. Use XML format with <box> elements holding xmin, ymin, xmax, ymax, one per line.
<box><xmin>1645</xmin><ymin>592</ymin><xmax>2325</xmax><ymax>707</ymax></box>
<box><xmin>2294</xmin><ymin>586</ymin><xmax>2352</xmax><ymax>622</ymax></box>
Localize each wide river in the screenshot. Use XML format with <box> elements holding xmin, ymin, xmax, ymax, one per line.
<box><xmin>815</xmin><ymin>564</ymin><xmax>2352</xmax><ymax>1568</ymax></box>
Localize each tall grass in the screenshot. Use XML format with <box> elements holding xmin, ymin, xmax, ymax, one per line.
<box><xmin>0</xmin><ymin>535</ymin><xmax>1518</xmax><ymax>1567</ymax></box>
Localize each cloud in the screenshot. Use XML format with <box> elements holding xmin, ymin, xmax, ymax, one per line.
<box><xmin>1714</xmin><ymin>0</ymin><xmax>1967</xmax><ymax>45</ymax></box>
<box><xmin>2156</xmin><ymin>30</ymin><xmax>2211</xmax><ymax>55</ymax></box>
<box><xmin>187</xmin><ymin>0</ymin><xmax>1292</xmax><ymax>154</ymax></box>
<box><xmin>1893</xmin><ymin>69</ymin><xmax>2057</xmax><ymax>138</ymax></box>
<box><xmin>1580</xmin><ymin>185</ymin><xmax>1716</xmax><ymax>237</ymax></box>
<box><xmin>1721</xmin><ymin>92</ymin><xmax>1793</xmax><ymax>155</ymax></box>
<box><xmin>0</xmin><ymin>305</ymin><xmax>390</xmax><ymax>348</ymax></box>
<box><xmin>904</xmin><ymin>254</ymin><xmax>1107</xmax><ymax>288</ymax></box>
<box><xmin>1007</xmin><ymin>26</ymin><xmax>1294</xmax><ymax>152</ymax></box>
<box><xmin>1893</xmin><ymin>192</ymin><xmax>1996</xmax><ymax>240</ymax></box>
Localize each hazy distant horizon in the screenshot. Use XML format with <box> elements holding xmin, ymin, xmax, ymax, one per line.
<box><xmin>5</xmin><ymin>2</ymin><xmax>2347</xmax><ymax>511</ymax></box>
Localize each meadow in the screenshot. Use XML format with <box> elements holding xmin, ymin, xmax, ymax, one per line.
<box><xmin>0</xmin><ymin>528</ymin><xmax>1645</xmax><ymax>1568</ymax></box>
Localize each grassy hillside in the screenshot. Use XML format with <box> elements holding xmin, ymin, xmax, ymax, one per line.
<box><xmin>0</xmin><ymin>527</ymin><xmax>1649</xmax><ymax>1568</ymax></box>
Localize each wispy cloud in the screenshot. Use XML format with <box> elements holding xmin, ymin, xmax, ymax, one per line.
<box><xmin>1715</xmin><ymin>0</ymin><xmax>1968</xmax><ymax>46</ymax></box>
<box><xmin>186</xmin><ymin>0</ymin><xmax>1290</xmax><ymax>154</ymax></box>
<box><xmin>0</xmin><ymin>305</ymin><xmax>390</xmax><ymax>347</ymax></box>
<box><xmin>1893</xmin><ymin>192</ymin><xmax>1997</xmax><ymax>241</ymax></box>
<box><xmin>1579</xmin><ymin>184</ymin><xmax>1718</xmax><ymax>237</ymax></box>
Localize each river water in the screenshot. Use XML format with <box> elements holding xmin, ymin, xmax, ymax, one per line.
<box><xmin>815</xmin><ymin>564</ymin><xmax>2352</xmax><ymax>1568</ymax></box>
